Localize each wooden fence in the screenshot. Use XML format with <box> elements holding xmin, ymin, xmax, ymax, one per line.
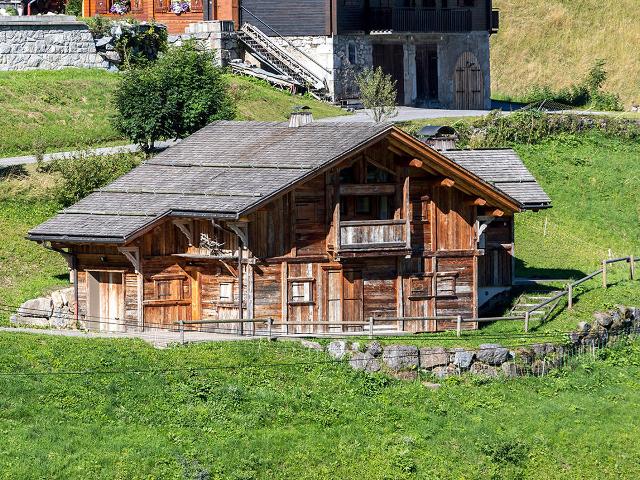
<box><xmin>175</xmin><ymin>255</ymin><xmax>637</xmax><ymax>341</ymax></box>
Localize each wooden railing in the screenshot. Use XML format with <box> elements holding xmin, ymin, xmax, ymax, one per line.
<box><xmin>174</xmin><ymin>256</ymin><xmax>637</xmax><ymax>341</ymax></box>
<box><xmin>339</xmin><ymin>219</ymin><xmax>407</xmax><ymax>250</ymax></box>
<box><xmin>368</xmin><ymin>8</ymin><xmax>472</xmax><ymax>33</ymax></box>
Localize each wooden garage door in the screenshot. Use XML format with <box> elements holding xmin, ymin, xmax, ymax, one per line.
<box><xmin>87</xmin><ymin>271</ymin><xmax>125</xmax><ymax>333</ymax></box>
<box><xmin>454</xmin><ymin>51</ymin><xmax>484</xmax><ymax>110</ymax></box>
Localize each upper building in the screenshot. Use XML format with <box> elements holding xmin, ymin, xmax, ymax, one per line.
<box><xmin>82</xmin><ymin>0</ymin><xmax>499</xmax><ymax>109</ymax></box>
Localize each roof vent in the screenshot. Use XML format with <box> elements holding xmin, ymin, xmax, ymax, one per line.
<box><xmin>289</xmin><ymin>105</ymin><xmax>313</xmax><ymax>128</ymax></box>
<box><xmin>416</xmin><ymin>125</ymin><xmax>458</xmax><ymax>151</ymax></box>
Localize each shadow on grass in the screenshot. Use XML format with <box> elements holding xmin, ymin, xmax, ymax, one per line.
<box><xmin>514</xmin><ymin>257</ymin><xmax>586</xmax><ymax>280</ymax></box>
<box><xmin>0</xmin><ymin>165</ymin><xmax>28</xmax><ymax>179</ymax></box>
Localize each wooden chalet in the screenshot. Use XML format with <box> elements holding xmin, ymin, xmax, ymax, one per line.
<box><xmin>29</xmin><ymin>117</ymin><xmax>550</xmax><ymax>334</ymax></box>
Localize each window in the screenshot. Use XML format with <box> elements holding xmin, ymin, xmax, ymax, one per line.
<box><xmin>288</xmin><ymin>279</ymin><xmax>314</xmax><ymax>304</ymax></box>
<box><xmin>355</xmin><ymin>197</ymin><xmax>371</xmax><ymax>214</ymax></box>
<box><xmin>339</xmin><ymin>166</ymin><xmax>356</xmax><ymax>184</ymax></box>
<box><xmin>220</xmin><ymin>282</ymin><xmax>234</xmax><ymax>302</ymax></box>
<box><xmin>436</xmin><ymin>274</ymin><xmax>457</xmax><ymax>296</ymax></box>
<box><xmin>366</xmin><ymin>164</ymin><xmax>391</xmax><ymax>183</ymax></box>
<box><xmin>152</xmin><ymin>275</ymin><xmax>188</xmax><ymax>301</ymax></box>
<box><xmin>347</xmin><ymin>42</ymin><xmax>357</xmax><ymax>65</ymax></box>
<box><xmin>410</xmin><ymin>276</ymin><xmax>432</xmax><ymax>298</ymax></box>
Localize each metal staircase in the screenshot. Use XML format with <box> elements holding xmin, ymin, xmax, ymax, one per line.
<box><xmin>510</xmin><ymin>291</ymin><xmax>563</xmax><ymax>324</ymax></box>
<box><xmin>236</xmin><ymin>23</ymin><xmax>330</xmax><ymax>100</ymax></box>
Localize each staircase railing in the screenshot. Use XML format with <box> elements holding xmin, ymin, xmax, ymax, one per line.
<box><xmin>239</xmin><ymin>5</ymin><xmax>331</xmax><ymax>76</ymax></box>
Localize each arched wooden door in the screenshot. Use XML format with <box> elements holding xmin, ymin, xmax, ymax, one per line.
<box><xmin>454</xmin><ymin>52</ymin><xmax>484</xmax><ymax>110</ymax></box>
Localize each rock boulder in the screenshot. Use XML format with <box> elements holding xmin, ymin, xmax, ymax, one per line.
<box><xmin>382</xmin><ymin>345</ymin><xmax>419</xmax><ymax>371</ymax></box>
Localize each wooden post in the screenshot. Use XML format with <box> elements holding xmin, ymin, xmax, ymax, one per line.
<box><xmin>630</xmin><ymin>255</ymin><xmax>635</xmax><ymax>280</ymax></box>
<box><xmin>268</xmin><ymin>317</ymin><xmax>273</xmax><ymax>340</ymax></box>
<box><xmin>602</xmin><ymin>260</ymin><xmax>607</xmax><ymax>289</ymax></box>
<box><xmin>456</xmin><ymin>315</ymin><xmax>462</xmax><ymax>337</ymax></box>
<box><xmin>568</xmin><ymin>284</ymin><xmax>573</xmax><ymax>310</ymax></box>
<box><xmin>524</xmin><ymin>311</ymin><xmax>530</xmax><ymax>333</ymax></box>
<box><xmin>179</xmin><ymin>320</ymin><xmax>185</xmax><ymax>345</ymax></box>
<box><xmin>368</xmin><ymin>316</ymin><xmax>374</xmax><ymax>339</ymax></box>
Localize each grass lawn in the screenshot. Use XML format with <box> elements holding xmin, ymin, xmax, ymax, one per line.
<box><xmin>0</xmin><ymin>70</ymin><xmax>345</xmax><ymax>158</ymax></box>
<box><xmin>0</xmin><ymin>332</ymin><xmax>638</xmax><ymax>479</ymax></box>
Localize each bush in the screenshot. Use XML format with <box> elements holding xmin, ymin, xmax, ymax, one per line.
<box><xmin>83</xmin><ymin>15</ymin><xmax>114</xmax><ymax>38</ymax></box>
<box><xmin>47</xmin><ymin>152</ymin><xmax>142</xmax><ymax>206</ymax></box>
<box><xmin>356</xmin><ymin>67</ymin><xmax>398</xmax><ymax>122</ymax></box>
<box><xmin>113</xmin><ymin>41</ymin><xmax>235</xmax><ymax>151</ymax></box>
<box><xmin>448</xmin><ymin>110</ymin><xmax>640</xmax><ymax>148</ymax></box>
<box><xmin>523</xmin><ymin>59</ymin><xmax>622</xmax><ymax>111</ymax></box>
<box><xmin>64</xmin><ymin>0</ymin><xmax>82</xmax><ymax>16</ymax></box>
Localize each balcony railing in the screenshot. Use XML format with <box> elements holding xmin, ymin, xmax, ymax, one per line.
<box><xmin>368</xmin><ymin>8</ymin><xmax>472</xmax><ymax>33</ymax></box>
<box><xmin>339</xmin><ymin>219</ymin><xmax>408</xmax><ymax>251</ymax></box>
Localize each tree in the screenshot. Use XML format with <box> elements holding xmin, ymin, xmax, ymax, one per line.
<box><xmin>356</xmin><ymin>67</ymin><xmax>398</xmax><ymax>122</ymax></box>
<box><xmin>113</xmin><ymin>41</ymin><xmax>235</xmax><ymax>152</ymax></box>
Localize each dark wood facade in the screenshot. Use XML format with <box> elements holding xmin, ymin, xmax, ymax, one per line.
<box><xmin>82</xmin><ymin>0</ymin><xmax>496</xmax><ymax>35</ymax></box>
<box><xmin>54</xmin><ymin>132</ymin><xmax>519</xmax><ymax>335</ymax></box>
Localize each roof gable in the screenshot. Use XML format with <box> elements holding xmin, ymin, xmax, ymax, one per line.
<box><xmin>28</xmin><ymin>122</ymin><xmax>543</xmax><ymax>244</ymax></box>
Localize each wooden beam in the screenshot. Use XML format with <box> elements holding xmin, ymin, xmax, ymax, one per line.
<box><xmin>468</xmin><ymin>197</ymin><xmax>487</xmax><ymax>206</ymax></box>
<box><xmin>440</xmin><ymin>178</ymin><xmax>455</xmax><ymax>188</ymax></box>
<box><xmin>409</xmin><ymin>159</ymin><xmax>423</xmax><ymax>168</ymax></box>
<box><xmin>490</xmin><ymin>209</ymin><xmax>505</xmax><ymax>217</ymax></box>
<box><xmin>172</xmin><ymin>219</ymin><xmax>194</xmax><ymax>246</ymax></box>
<box><xmin>364</xmin><ymin>155</ymin><xmax>397</xmax><ymax>177</ymax></box>
<box><xmin>339</xmin><ymin>184</ymin><xmax>396</xmax><ymax>196</ymax></box>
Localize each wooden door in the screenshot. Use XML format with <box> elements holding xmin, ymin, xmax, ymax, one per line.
<box><xmin>372</xmin><ymin>44</ymin><xmax>405</xmax><ymax>104</ymax></box>
<box><xmin>416</xmin><ymin>45</ymin><xmax>438</xmax><ymax>101</ymax></box>
<box><xmin>326</xmin><ymin>269</ymin><xmax>342</xmax><ymax>333</ymax></box>
<box><xmin>87</xmin><ymin>271</ymin><xmax>125</xmax><ymax>332</ymax></box>
<box><xmin>342</xmin><ymin>269</ymin><xmax>363</xmax><ymax>331</ymax></box>
<box><xmin>454</xmin><ymin>51</ymin><xmax>484</xmax><ymax>110</ymax></box>
<box><xmin>404</xmin><ymin>275</ymin><xmax>436</xmax><ymax>333</ymax></box>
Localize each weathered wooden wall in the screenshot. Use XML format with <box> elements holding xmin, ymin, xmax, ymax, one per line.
<box><xmin>69</xmin><ymin>141</ymin><xmax>515</xmax><ymax>333</ymax></box>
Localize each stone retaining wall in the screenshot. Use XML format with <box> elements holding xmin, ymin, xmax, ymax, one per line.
<box><xmin>0</xmin><ymin>16</ymin><xmax>108</xmax><ymax>70</ymax></box>
<box><xmin>312</xmin><ymin>306</ymin><xmax>640</xmax><ymax>381</ymax></box>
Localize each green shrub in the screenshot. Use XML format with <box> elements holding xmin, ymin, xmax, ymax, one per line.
<box><xmin>523</xmin><ymin>59</ymin><xmax>622</xmax><ymax>111</ymax></box>
<box><xmin>64</xmin><ymin>0</ymin><xmax>82</xmax><ymax>16</ymax></box>
<box><xmin>47</xmin><ymin>152</ymin><xmax>142</xmax><ymax>206</ymax></box>
<box><xmin>83</xmin><ymin>15</ymin><xmax>113</xmax><ymax>38</ymax></box>
<box><xmin>5</xmin><ymin>6</ymin><xmax>18</xmax><ymax>15</ymax></box>
<box><xmin>113</xmin><ymin>41</ymin><xmax>235</xmax><ymax>151</ymax></box>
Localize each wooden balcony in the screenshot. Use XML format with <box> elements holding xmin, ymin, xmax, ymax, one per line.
<box><xmin>368</xmin><ymin>8</ymin><xmax>472</xmax><ymax>33</ymax></box>
<box><xmin>339</xmin><ymin>219</ymin><xmax>408</xmax><ymax>252</ymax></box>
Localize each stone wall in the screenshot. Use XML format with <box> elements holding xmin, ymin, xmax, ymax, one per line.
<box><xmin>0</xmin><ymin>16</ymin><xmax>108</xmax><ymax>71</ymax></box>
<box><xmin>310</xmin><ymin>305</ymin><xmax>640</xmax><ymax>381</ymax></box>
<box><xmin>170</xmin><ymin>21</ymin><xmax>240</xmax><ymax>67</ymax></box>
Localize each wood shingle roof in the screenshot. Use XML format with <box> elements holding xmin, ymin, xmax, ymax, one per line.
<box><xmin>28</xmin><ymin>121</ymin><xmax>550</xmax><ymax>244</ymax></box>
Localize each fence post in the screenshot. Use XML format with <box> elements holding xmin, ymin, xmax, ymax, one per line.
<box><xmin>630</xmin><ymin>255</ymin><xmax>635</xmax><ymax>280</ymax></box>
<box><xmin>268</xmin><ymin>317</ymin><xmax>273</xmax><ymax>340</ymax></box>
<box><xmin>524</xmin><ymin>311</ymin><xmax>530</xmax><ymax>333</ymax></box>
<box><xmin>456</xmin><ymin>315</ymin><xmax>462</xmax><ymax>337</ymax></box>
<box><xmin>602</xmin><ymin>260</ymin><xmax>607</xmax><ymax>288</ymax></box>
<box><xmin>368</xmin><ymin>316</ymin><xmax>374</xmax><ymax>339</ymax></box>
<box><xmin>568</xmin><ymin>283</ymin><xmax>573</xmax><ymax>310</ymax></box>
<box><xmin>179</xmin><ymin>320</ymin><xmax>185</xmax><ymax>345</ymax></box>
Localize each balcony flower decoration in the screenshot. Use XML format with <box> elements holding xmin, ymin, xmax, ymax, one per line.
<box><xmin>110</xmin><ymin>0</ymin><xmax>130</xmax><ymax>14</ymax></box>
<box><xmin>170</xmin><ymin>1</ymin><xmax>190</xmax><ymax>14</ymax></box>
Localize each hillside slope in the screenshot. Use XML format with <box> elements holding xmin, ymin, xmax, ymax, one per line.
<box><xmin>0</xmin><ymin>70</ymin><xmax>344</xmax><ymax>158</ymax></box>
<box><xmin>491</xmin><ymin>0</ymin><xmax>640</xmax><ymax>106</ymax></box>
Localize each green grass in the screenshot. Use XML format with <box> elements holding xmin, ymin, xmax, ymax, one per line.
<box><xmin>491</xmin><ymin>0</ymin><xmax>640</xmax><ymax>107</ymax></box>
<box><xmin>227</xmin><ymin>75</ymin><xmax>346</xmax><ymax>121</ymax></box>
<box><xmin>0</xmin><ymin>69</ymin><xmax>123</xmax><ymax>158</ymax></box>
<box><xmin>0</xmin><ymin>70</ymin><xmax>345</xmax><ymax>158</ymax></box>
<box><xmin>0</xmin><ymin>332</ymin><xmax>639</xmax><ymax>479</ymax></box>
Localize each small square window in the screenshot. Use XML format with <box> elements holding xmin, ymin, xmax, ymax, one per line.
<box><xmin>289</xmin><ymin>280</ymin><xmax>313</xmax><ymax>304</ymax></box>
<box><xmin>220</xmin><ymin>282</ymin><xmax>234</xmax><ymax>302</ymax></box>
<box><xmin>436</xmin><ymin>275</ymin><xmax>457</xmax><ymax>296</ymax></box>
<box><xmin>156</xmin><ymin>280</ymin><xmax>172</xmax><ymax>299</ymax></box>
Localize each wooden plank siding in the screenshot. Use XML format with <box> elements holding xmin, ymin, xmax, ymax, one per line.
<box><xmin>68</xmin><ymin>139</ymin><xmax>517</xmax><ymax>334</ymax></box>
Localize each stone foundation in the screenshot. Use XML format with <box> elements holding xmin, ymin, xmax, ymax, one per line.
<box><xmin>0</xmin><ymin>16</ymin><xmax>108</xmax><ymax>70</ymax></box>
<box><xmin>316</xmin><ymin>305</ymin><xmax>640</xmax><ymax>381</ymax></box>
<box><xmin>169</xmin><ymin>21</ymin><xmax>240</xmax><ymax>66</ymax></box>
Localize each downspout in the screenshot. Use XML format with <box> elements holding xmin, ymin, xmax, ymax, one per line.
<box><xmin>43</xmin><ymin>243</ymin><xmax>79</xmax><ymax>324</ymax></box>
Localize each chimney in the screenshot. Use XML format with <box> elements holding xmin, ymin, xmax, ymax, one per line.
<box><xmin>289</xmin><ymin>106</ymin><xmax>314</xmax><ymax>128</ymax></box>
